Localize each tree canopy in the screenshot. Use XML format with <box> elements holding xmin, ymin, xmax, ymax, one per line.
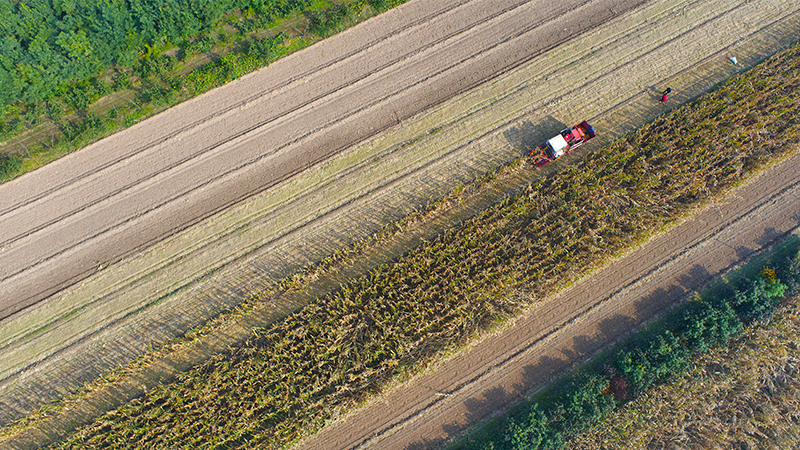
<box><xmin>0</xmin><ymin>0</ymin><xmax>313</xmax><ymax>110</ymax></box>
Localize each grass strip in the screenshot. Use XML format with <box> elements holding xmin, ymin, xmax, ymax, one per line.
<box><xmin>452</xmin><ymin>236</ymin><xmax>800</xmax><ymax>450</ymax></box>
<box><xmin>43</xmin><ymin>38</ymin><xmax>800</xmax><ymax>449</ymax></box>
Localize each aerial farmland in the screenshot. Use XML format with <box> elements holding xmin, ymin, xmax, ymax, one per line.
<box><xmin>1</xmin><ymin>0</ymin><xmax>799</xmax><ymax>448</ymax></box>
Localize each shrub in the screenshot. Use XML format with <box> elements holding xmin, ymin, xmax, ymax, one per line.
<box><xmin>0</xmin><ymin>153</ymin><xmax>22</xmax><ymax>180</ymax></box>
<box><xmin>731</xmin><ymin>277</ymin><xmax>787</xmax><ymax>323</ymax></box>
<box><xmin>246</xmin><ymin>33</ymin><xmax>285</xmax><ymax>62</ymax></box>
<box><xmin>553</xmin><ymin>373</ymin><xmax>615</xmax><ymax>436</ymax></box>
<box><xmin>306</xmin><ymin>4</ymin><xmax>350</xmax><ymax>36</ymax></box>
<box><xmin>501</xmin><ymin>408</ymin><xmax>549</xmax><ymax>450</ymax></box>
<box><xmin>368</xmin><ymin>0</ymin><xmax>390</xmax><ymax>9</ymax></box>
<box><xmin>782</xmin><ymin>251</ymin><xmax>800</xmax><ymax>295</ymax></box>
<box><xmin>614</xmin><ymin>330</ymin><xmax>691</xmax><ymax>397</ymax></box>
<box><xmin>674</xmin><ymin>295</ymin><xmax>742</xmax><ymax>353</ymax></box>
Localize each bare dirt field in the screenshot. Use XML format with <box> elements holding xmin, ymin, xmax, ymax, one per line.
<box><xmin>1</xmin><ymin>0</ymin><xmax>799</xmax><ymax>446</ymax></box>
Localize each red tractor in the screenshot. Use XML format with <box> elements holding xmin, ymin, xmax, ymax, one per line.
<box><xmin>529</xmin><ymin>120</ymin><xmax>596</xmax><ymax>167</ymax></box>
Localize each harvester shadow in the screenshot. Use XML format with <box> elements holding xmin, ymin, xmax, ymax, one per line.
<box><xmin>503</xmin><ymin>116</ymin><xmax>567</xmax><ymax>156</ymax></box>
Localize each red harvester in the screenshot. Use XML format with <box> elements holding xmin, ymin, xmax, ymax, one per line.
<box><xmin>529</xmin><ymin>120</ymin><xmax>596</xmax><ymax>167</ymax></box>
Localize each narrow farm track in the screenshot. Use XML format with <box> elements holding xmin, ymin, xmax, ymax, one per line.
<box><xmin>1</xmin><ymin>0</ymin><xmax>799</xmax><ymax>442</ymax></box>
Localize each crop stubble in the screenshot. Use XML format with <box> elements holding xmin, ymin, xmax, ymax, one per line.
<box><xmin>1</xmin><ymin>0</ymin><xmax>678</xmax><ymax>426</ymax></box>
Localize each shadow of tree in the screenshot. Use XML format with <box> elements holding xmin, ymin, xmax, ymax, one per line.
<box><xmin>757</xmin><ymin>226</ymin><xmax>792</xmax><ymax>248</ymax></box>
<box><xmin>402</xmin><ymin>355</ymin><xmax>572</xmax><ymax>450</ymax></box>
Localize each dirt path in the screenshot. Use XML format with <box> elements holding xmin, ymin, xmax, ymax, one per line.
<box><xmin>292</xmin><ymin>151</ymin><xmax>800</xmax><ymax>450</ymax></box>
<box><xmin>1</xmin><ymin>0</ymin><xmax>799</xmax><ymax>441</ymax></box>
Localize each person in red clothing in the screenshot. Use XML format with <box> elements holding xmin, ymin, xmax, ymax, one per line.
<box><xmin>660</xmin><ymin>87</ymin><xmax>672</xmax><ymax>102</ymax></box>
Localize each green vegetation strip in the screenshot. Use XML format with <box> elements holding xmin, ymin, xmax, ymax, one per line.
<box><xmin>0</xmin><ymin>0</ymin><xmax>405</xmax><ymax>182</ymax></box>
<box><xmin>570</xmin><ymin>270</ymin><xmax>800</xmax><ymax>449</ymax></box>
<box><xmin>40</xmin><ymin>40</ymin><xmax>800</xmax><ymax>449</ymax></box>
<box><xmin>453</xmin><ymin>238</ymin><xmax>800</xmax><ymax>450</ymax></box>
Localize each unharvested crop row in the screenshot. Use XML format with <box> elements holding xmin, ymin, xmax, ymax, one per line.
<box><xmin>51</xmin><ymin>43</ymin><xmax>800</xmax><ymax>449</ymax></box>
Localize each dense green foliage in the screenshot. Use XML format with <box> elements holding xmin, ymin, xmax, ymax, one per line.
<box><xmin>0</xmin><ymin>0</ymin><xmax>315</xmax><ymax>109</ymax></box>
<box><xmin>463</xmin><ymin>248</ymin><xmax>800</xmax><ymax>450</ymax></box>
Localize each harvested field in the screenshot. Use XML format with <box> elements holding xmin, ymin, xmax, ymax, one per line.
<box><xmin>5</xmin><ymin>0</ymin><xmax>656</xmax><ymax>423</ymax></box>
<box><xmin>25</xmin><ymin>31</ymin><xmax>800</xmax><ymax>450</ymax></box>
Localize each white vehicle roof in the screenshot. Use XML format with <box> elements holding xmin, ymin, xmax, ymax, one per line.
<box><xmin>548</xmin><ymin>134</ymin><xmax>569</xmax><ymax>157</ymax></box>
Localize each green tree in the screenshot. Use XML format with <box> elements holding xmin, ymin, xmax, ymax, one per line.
<box><xmin>675</xmin><ymin>296</ymin><xmax>742</xmax><ymax>353</ymax></box>
<box><xmin>502</xmin><ymin>408</ymin><xmax>549</xmax><ymax>450</ymax></box>
<box><xmin>732</xmin><ymin>277</ymin><xmax>786</xmax><ymax>323</ymax></box>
